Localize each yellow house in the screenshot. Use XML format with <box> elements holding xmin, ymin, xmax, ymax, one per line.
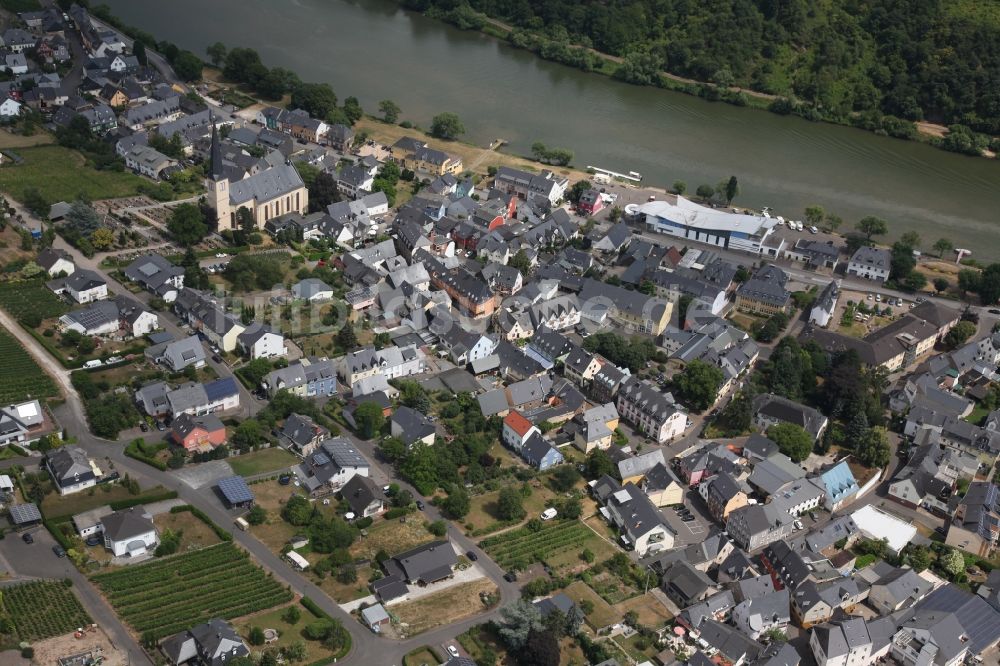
<box><xmin>392</xmin><ymin>136</ymin><xmax>463</xmax><ymax>176</ymax></box>
<box><xmin>642</xmin><ymin>462</ymin><xmax>685</xmax><ymax>507</ymax></box>
<box><xmin>573</xmin><ymin>403</ymin><xmax>619</xmax><ymax>453</ymax></box>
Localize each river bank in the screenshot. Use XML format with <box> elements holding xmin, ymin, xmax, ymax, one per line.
<box><xmin>405</xmin><ymin>3</ymin><xmax>999</xmax><ymax>161</ymax></box>
<box><xmin>97</xmin><ymin>0</ymin><xmax>1000</xmax><ymax>260</ymax></box>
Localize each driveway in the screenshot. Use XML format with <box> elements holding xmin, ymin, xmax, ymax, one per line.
<box><xmin>172</xmin><ymin>460</ymin><xmax>234</xmax><ymax>489</ymax></box>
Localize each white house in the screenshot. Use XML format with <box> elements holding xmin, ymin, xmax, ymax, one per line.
<box><xmin>809</xmin><ymin>280</ymin><xmax>839</xmax><ymax>328</ymax></box>
<box><xmin>292</xmin><ymin>278</ymin><xmax>334</xmax><ymax>302</ymax></box>
<box><xmin>61</xmin><ymin>269</ymin><xmax>108</xmax><ymax>304</ymax></box>
<box><xmin>846</xmin><ymin>247</ymin><xmax>891</xmax><ymax>283</ymax></box>
<box><xmin>37</xmin><ymin>248</ymin><xmax>75</xmax><ymax>277</ymax></box>
<box><xmin>100</xmin><ymin>507</ymin><xmax>158</xmax><ymax>557</ymax></box>
<box><xmin>616</xmin><ymin>376</ymin><xmax>687</xmax><ymax>444</ymax></box>
<box><xmin>237</xmin><ymin>323</ymin><xmax>285</xmax><ymax>359</ymax></box>
<box><xmin>502</xmin><ymin>411</ymin><xmax>539</xmax><ymax>452</ymax></box>
<box><xmin>0</xmin><ymin>98</ymin><xmax>22</xmax><ymax>118</ymax></box>
<box><xmin>46</xmin><ymin>446</ymin><xmax>97</xmax><ymax>495</ymax></box>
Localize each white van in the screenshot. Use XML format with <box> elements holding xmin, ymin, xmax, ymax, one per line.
<box><xmin>234</xmin><ymin>517</ymin><xmax>249</xmax><ymax>531</ymax></box>
<box><xmin>540</xmin><ymin>508</ymin><xmax>558</xmax><ymax>521</ymax></box>
<box><xmin>83</xmin><ymin>359</ymin><xmax>103</xmax><ymax>369</ymax></box>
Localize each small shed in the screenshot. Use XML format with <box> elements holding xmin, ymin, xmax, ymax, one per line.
<box><xmin>0</xmin><ymin>475</ymin><xmax>13</xmax><ymax>493</ymax></box>
<box><xmin>217</xmin><ymin>476</ymin><xmax>255</xmax><ymax>508</ymax></box>
<box><xmin>361</xmin><ymin>603</ymin><xmax>390</xmax><ymax>632</ymax></box>
<box><xmin>9</xmin><ymin>503</ymin><xmax>42</xmax><ymax>527</ymax></box>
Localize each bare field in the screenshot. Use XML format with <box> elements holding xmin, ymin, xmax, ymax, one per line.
<box><xmin>390</xmin><ymin>578</ymin><xmax>497</xmax><ymax>637</ymax></box>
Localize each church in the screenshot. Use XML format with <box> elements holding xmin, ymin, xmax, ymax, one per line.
<box><xmin>205</xmin><ymin>121</ymin><xmax>309</xmax><ymax>230</ymax></box>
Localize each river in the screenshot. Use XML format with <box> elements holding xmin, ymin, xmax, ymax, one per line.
<box><xmin>104</xmin><ymin>0</ymin><xmax>1000</xmax><ymax>259</ymax></box>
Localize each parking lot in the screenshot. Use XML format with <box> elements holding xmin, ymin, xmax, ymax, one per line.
<box><xmin>659</xmin><ymin>490</ymin><xmax>713</xmax><ymax>547</ymax></box>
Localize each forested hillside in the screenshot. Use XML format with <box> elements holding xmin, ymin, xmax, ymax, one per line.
<box><xmin>402</xmin><ymin>0</ymin><xmax>1000</xmax><ymax>139</ymax></box>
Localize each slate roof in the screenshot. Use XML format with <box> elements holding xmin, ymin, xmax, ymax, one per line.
<box><xmin>393</xmin><ymin>539</ymin><xmax>457</xmax><ymax>583</ymax></box>
<box><xmin>101</xmin><ymin>506</ymin><xmax>154</xmax><ymax>542</ymax></box>
<box><xmin>753</xmin><ymin>393</ymin><xmax>827</xmax><ymax>439</ymax></box>
<box><xmin>228</xmin><ymin>163</ymin><xmax>304</xmax><ymax>206</ymax></box>
<box><xmin>738</xmin><ymin>264</ymin><xmax>790</xmax><ymax>307</ymax></box>
<box><xmin>341</xmin><ymin>474</ymin><xmax>384</xmax><ymax>515</ymax></box>
<box><xmin>392</xmin><ymin>406</ymin><xmax>436</xmax><ymax>445</ymax></box>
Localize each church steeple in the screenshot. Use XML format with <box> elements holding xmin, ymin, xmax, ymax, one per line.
<box><xmin>209</xmin><ymin>113</ymin><xmax>224</xmax><ymax>181</ymax></box>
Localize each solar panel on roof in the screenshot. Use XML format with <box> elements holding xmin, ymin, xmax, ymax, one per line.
<box><xmin>312</xmin><ymin>452</ymin><xmax>331</xmax><ymax>466</ymax></box>
<box><xmin>9</xmin><ymin>503</ymin><xmax>41</xmax><ymax>524</ymax></box>
<box><xmin>217</xmin><ymin>476</ymin><xmax>254</xmax><ymax>504</ymax></box>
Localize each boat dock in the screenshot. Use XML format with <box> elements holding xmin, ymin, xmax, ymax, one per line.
<box><xmin>587</xmin><ymin>165</ymin><xmax>642</xmax><ymax>182</ymax></box>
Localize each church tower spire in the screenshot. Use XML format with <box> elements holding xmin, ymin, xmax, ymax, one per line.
<box><xmin>210</xmin><ymin>113</ymin><xmax>224</xmax><ymax>181</ymax></box>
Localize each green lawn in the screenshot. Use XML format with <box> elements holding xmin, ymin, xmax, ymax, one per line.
<box><xmin>0</xmin><ymin>145</ymin><xmax>144</xmax><ymax>204</ymax></box>
<box><xmin>40</xmin><ymin>483</ymin><xmax>173</xmax><ymax>520</ymax></box>
<box><xmin>236</xmin><ymin>604</ymin><xmax>343</xmax><ymax>665</ymax></box>
<box><xmin>228</xmin><ymin>447</ymin><xmax>299</xmax><ymax>477</ymax></box>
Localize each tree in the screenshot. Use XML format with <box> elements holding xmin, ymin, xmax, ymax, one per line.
<box><xmin>282</xmin><ymin>605</ymin><xmax>302</xmax><ymax>625</ymax></box>
<box><xmin>291</xmin><ymin>83</ymin><xmax>338</xmax><ymax>119</ymax></box>
<box><xmin>804</xmin><ymin>205</ymin><xmax>825</xmax><ymax>228</ymax></box>
<box><xmin>724</xmin><ymin>175</ymin><xmax>739</xmax><ymax>204</ymax></box>
<box><xmin>508</xmin><ymin>249</ymin><xmax>531</xmax><ymax>276</ymax></box>
<box><xmin>167</xmin><ymin>203</ymin><xmax>208</xmax><ymax>246</ymax></box>
<box><xmin>933</xmin><ymin>277</ymin><xmax>949</xmax><ymax>293</ymax></box>
<box><xmin>521</xmin><ymin>629</ymin><xmax>560</xmax><ymax>666</ymax></box>
<box><xmin>823</xmin><ymin>213</ymin><xmax>843</xmax><ymax>233</ymax></box>
<box><xmin>695</xmin><ymin>184</ymin><xmax>716</xmax><ymax>200</ymax></box>
<box><xmin>856</xmin><ymin>427</ymin><xmax>891</xmax><ymax>468</ymax></box>
<box><xmin>378</xmin><ymin>99</ymin><xmax>401</xmax><ymax>123</ymax></box>
<box><xmin>567</xmin><ymin>180</ymin><xmax>592</xmax><ymax>204</ymax></box>
<box><xmin>90</xmin><ymin>227</ymin><xmax>114</xmax><ymax>250</ymax></box>
<box><xmin>933</xmin><ymin>238</ymin><xmax>954</xmax><ymax>258</ymax></box>
<box><xmin>903</xmin><ymin>544</ymin><xmax>931</xmax><ymax>572</ymax></box>
<box><xmin>958</xmin><ymin>269</ymin><xmax>981</xmax><ymax>295</ymax></box>
<box><xmin>944</xmin><ymin>320</ymin><xmax>977</xmax><ymax>350</ymax></box>
<box><xmin>673</xmin><ymin>359</ymin><xmax>725</xmax><ymax>412</ymax></box>
<box><xmin>247</xmin><ymin>505</ymin><xmax>267</xmax><ymax>525</ymax></box>
<box><xmin>672</xmin><ymin>180</ymin><xmax>686</xmax><ymax>195</ymax></box>
<box><xmin>497</xmin><ymin>599</ymin><xmax>543</xmax><ymax>651</ymax></box>
<box><xmin>342</xmin><ymin>96</ymin><xmax>363</xmax><ymax>125</ymax></box>
<box><xmin>442</xmin><ymin>484</ymin><xmax>470</xmax><ymax>519</ymax></box>
<box><xmin>550</xmin><ymin>464</ymin><xmax>580</xmax><ymax>492</ymax></box>
<box><xmin>900</xmin><ymin>231</ymin><xmax>921</xmax><ymax>249</ymax></box>
<box><xmin>133</xmin><ymin>40</ymin><xmax>148</xmax><ymax>66</ymax></box>
<box><xmin>353</xmin><ymin>402</ymin><xmax>384</xmax><ymax>439</ymax></box>
<box><xmin>430</xmin><ymin>112</ymin><xmax>464</xmax><ymax>139</ymax></box>
<box><xmin>336</xmin><ymin>323</ymin><xmax>358</xmax><ymax>350</ymax></box>
<box><xmin>856</xmin><ymin>216</ymin><xmax>888</xmax><ymax>240</ymax></box>
<box><xmin>336</xmin><ymin>565</ymin><xmax>358</xmax><ymax>584</ymax></box>
<box><xmin>977</xmin><ymin>263</ymin><xmax>1000</xmax><ymax>304</ymax></box>
<box><xmin>206</xmin><ymin>41</ymin><xmax>227</xmax><ymax>67</ymax></box>
<box><xmin>585</xmin><ymin>449</ymin><xmax>615</xmax><ymax>479</ymax></box>
<box><xmin>21</xmin><ymin>187</ymin><xmax>48</xmax><ymax>218</ymax></box>
<box><xmin>767</xmin><ymin>422</ymin><xmax>813</xmax><ymax>462</ymax></box>
<box><xmin>308</xmin><ymin>170</ymin><xmax>340</xmax><ymax>212</ymax></box>
<box><xmin>497</xmin><ymin>486</ymin><xmax>526</xmax><ymax>521</ymax></box>
<box><xmin>232</xmin><ymin>419</ymin><xmax>264</xmax><ymax>452</ymax></box>
<box><xmin>282</xmin><ymin>494</ymin><xmax>314</xmax><ymax>526</ymax></box>
<box><xmin>248</xmin><ymin>626</ymin><xmax>266</xmax><ymax>646</ymax></box>
<box><xmin>890</xmin><ymin>241</ymin><xmax>917</xmax><ymax>282</ymax></box>
<box><xmin>903</xmin><ymin>271</ymin><xmax>927</xmax><ymax>292</ymax></box>
<box><xmin>173</xmin><ymin>51</ymin><xmax>204</xmax><ymax>81</ymax></box>
<box><xmin>938</xmin><ymin>548</ymin><xmax>965</xmax><ymax>578</ymax></box>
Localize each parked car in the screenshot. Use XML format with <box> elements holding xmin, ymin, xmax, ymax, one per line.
<box><xmin>466</xmin><ymin>550</ymin><xmax>478</xmax><ymax>561</ymax></box>
<box><xmin>415</xmin><ymin>500</ymin><xmax>425</xmax><ymax>510</ymax></box>
<box><xmin>52</xmin><ymin>545</ymin><xmax>66</xmax><ymax>558</ymax></box>
<box><xmin>21</xmin><ymin>532</ymin><xmax>32</xmax><ymax>544</ymax></box>
<box><xmin>139</xmin><ymin>422</ymin><xmax>148</xmax><ymax>432</ymax></box>
<box><xmin>155</xmin><ymin>421</ymin><xmax>166</xmax><ymax>431</ymax></box>
<box><xmin>503</xmin><ymin>571</ymin><xmax>517</xmax><ymax>582</ymax></box>
<box><xmin>278</xmin><ymin>475</ymin><xmax>292</xmax><ymax>486</ymax></box>
<box><xmin>540</xmin><ymin>508</ymin><xmax>558</xmax><ymax>521</ymax></box>
<box><xmin>212</xmin><ymin>355</ymin><xmax>222</xmax><ymax>364</ymax></box>
<box><xmin>448</xmin><ymin>646</ymin><xmax>460</xmax><ymax>658</ymax></box>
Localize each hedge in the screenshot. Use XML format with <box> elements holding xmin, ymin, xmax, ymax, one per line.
<box><xmin>44</xmin><ymin>520</ymin><xmax>74</xmax><ymax>551</ymax></box>
<box><xmin>124</xmin><ymin>440</ymin><xmax>168</xmax><ymax>471</ymax></box>
<box><xmin>169</xmin><ymin>504</ymin><xmax>233</xmax><ymax>542</ymax></box>
<box><xmin>109</xmin><ymin>490</ymin><xmax>178</xmax><ymax>511</ymax></box>
<box><xmin>300</xmin><ymin>596</ymin><xmax>331</xmax><ymax>620</ymax></box>
<box><xmin>7</xmin><ymin>443</ymin><xmax>28</xmax><ymax>457</ymax></box>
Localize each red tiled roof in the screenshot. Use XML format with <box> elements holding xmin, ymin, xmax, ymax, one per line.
<box><xmin>504</xmin><ymin>410</ymin><xmax>534</xmax><ymax>437</ymax></box>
